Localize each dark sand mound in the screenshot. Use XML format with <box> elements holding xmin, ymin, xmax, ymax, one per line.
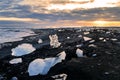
<box><xmin>0</xmin><ymin>28</ymin><xmax>120</xmax><ymax>80</ymax></box>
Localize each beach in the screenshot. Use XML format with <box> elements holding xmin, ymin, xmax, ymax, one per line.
<box><xmin>0</xmin><ymin>27</ymin><xmax>120</xmax><ymax>80</ymax></box>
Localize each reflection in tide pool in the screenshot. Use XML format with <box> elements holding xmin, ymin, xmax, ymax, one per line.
<box><xmin>11</xmin><ymin>43</ymin><xmax>36</xmax><ymax>56</ymax></box>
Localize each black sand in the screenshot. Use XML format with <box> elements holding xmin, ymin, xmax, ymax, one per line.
<box><xmin>0</xmin><ymin>28</ymin><xmax>120</xmax><ymax>80</ymax></box>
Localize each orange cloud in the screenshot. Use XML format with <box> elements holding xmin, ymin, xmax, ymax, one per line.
<box><xmin>0</xmin><ymin>17</ymin><xmax>39</xmax><ymax>22</ymax></box>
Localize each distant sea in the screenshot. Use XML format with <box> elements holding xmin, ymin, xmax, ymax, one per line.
<box><xmin>0</xmin><ymin>27</ymin><xmax>35</xmax><ymax>44</ymax></box>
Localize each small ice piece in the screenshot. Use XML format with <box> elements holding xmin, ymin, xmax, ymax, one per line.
<box><xmin>99</xmin><ymin>37</ymin><xmax>104</xmax><ymax>40</ymax></box>
<box><xmin>38</xmin><ymin>39</ymin><xmax>43</xmax><ymax>43</ymax></box>
<box><xmin>103</xmin><ymin>39</ymin><xmax>106</xmax><ymax>42</ymax></box>
<box><xmin>58</xmin><ymin>29</ymin><xmax>64</xmax><ymax>32</ymax></box>
<box><xmin>106</xmin><ymin>31</ymin><xmax>110</xmax><ymax>34</ymax></box>
<box><xmin>89</xmin><ymin>40</ymin><xmax>95</xmax><ymax>43</ymax></box>
<box><xmin>78</xmin><ymin>35</ymin><xmax>82</xmax><ymax>37</ymax></box>
<box><xmin>58</xmin><ymin>29</ymin><xmax>62</xmax><ymax>31</ymax></box>
<box><xmin>51</xmin><ymin>73</ymin><xmax>67</xmax><ymax>80</ymax></box>
<box><xmin>67</xmin><ymin>37</ymin><xmax>70</xmax><ymax>39</ymax></box>
<box><xmin>83</xmin><ymin>37</ymin><xmax>92</xmax><ymax>41</ymax></box>
<box><xmin>76</xmin><ymin>48</ymin><xmax>84</xmax><ymax>57</ymax></box>
<box><xmin>57</xmin><ymin>51</ymin><xmax>66</xmax><ymax>61</ymax></box>
<box><xmin>28</xmin><ymin>51</ymin><xmax>66</xmax><ymax>76</ymax></box>
<box><xmin>11</xmin><ymin>43</ymin><xmax>36</xmax><ymax>56</ymax></box>
<box><xmin>0</xmin><ymin>75</ymin><xmax>4</xmax><ymax>80</ymax></box>
<box><xmin>92</xmin><ymin>54</ymin><xmax>97</xmax><ymax>57</ymax></box>
<box><xmin>11</xmin><ymin>77</ymin><xmax>18</xmax><ymax>80</ymax></box>
<box><xmin>49</xmin><ymin>34</ymin><xmax>61</xmax><ymax>48</ymax></box>
<box><xmin>111</xmin><ymin>38</ymin><xmax>117</xmax><ymax>41</ymax></box>
<box><xmin>85</xmin><ymin>29</ymin><xmax>90</xmax><ymax>31</ymax></box>
<box><xmin>9</xmin><ymin>58</ymin><xmax>22</xmax><ymax>64</ymax></box>
<box><xmin>104</xmin><ymin>72</ymin><xmax>109</xmax><ymax>75</ymax></box>
<box><xmin>76</xmin><ymin>44</ymin><xmax>83</xmax><ymax>47</ymax></box>
<box><xmin>76</xmin><ymin>29</ymin><xmax>81</xmax><ymax>32</ymax></box>
<box><xmin>84</xmin><ymin>32</ymin><xmax>90</xmax><ymax>35</ymax></box>
<box><xmin>89</xmin><ymin>44</ymin><xmax>97</xmax><ymax>47</ymax></box>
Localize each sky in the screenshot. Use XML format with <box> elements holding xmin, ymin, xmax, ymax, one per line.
<box><xmin>0</xmin><ymin>0</ymin><xmax>120</xmax><ymax>28</ymax></box>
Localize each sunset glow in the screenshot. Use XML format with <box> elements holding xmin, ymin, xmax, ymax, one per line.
<box><xmin>93</xmin><ymin>21</ymin><xmax>107</xmax><ymax>26</ymax></box>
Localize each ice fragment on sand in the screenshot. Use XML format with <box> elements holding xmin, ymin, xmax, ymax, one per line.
<box><xmin>49</xmin><ymin>34</ymin><xmax>61</xmax><ymax>48</ymax></box>
<box><xmin>89</xmin><ymin>40</ymin><xmax>95</xmax><ymax>43</ymax></box>
<box><xmin>76</xmin><ymin>48</ymin><xmax>84</xmax><ymax>57</ymax></box>
<box><xmin>104</xmin><ymin>72</ymin><xmax>109</xmax><ymax>75</ymax></box>
<box><xmin>38</xmin><ymin>39</ymin><xmax>43</xmax><ymax>43</ymax></box>
<box><xmin>11</xmin><ymin>77</ymin><xmax>18</xmax><ymax>80</ymax></box>
<box><xmin>76</xmin><ymin>29</ymin><xmax>81</xmax><ymax>32</ymax></box>
<box><xmin>106</xmin><ymin>31</ymin><xmax>110</xmax><ymax>34</ymax></box>
<box><xmin>83</xmin><ymin>36</ymin><xmax>92</xmax><ymax>41</ymax></box>
<box><xmin>28</xmin><ymin>51</ymin><xmax>66</xmax><ymax>76</ymax></box>
<box><xmin>84</xmin><ymin>32</ymin><xmax>90</xmax><ymax>35</ymax></box>
<box><xmin>111</xmin><ymin>38</ymin><xmax>117</xmax><ymax>41</ymax></box>
<box><xmin>11</xmin><ymin>43</ymin><xmax>35</xmax><ymax>56</ymax></box>
<box><xmin>0</xmin><ymin>75</ymin><xmax>4</xmax><ymax>80</ymax></box>
<box><xmin>103</xmin><ymin>39</ymin><xmax>106</xmax><ymax>42</ymax></box>
<box><xmin>51</xmin><ymin>73</ymin><xmax>67</xmax><ymax>80</ymax></box>
<box><xmin>92</xmin><ymin>54</ymin><xmax>97</xmax><ymax>57</ymax></box>
<box><xmin>78</xmin><ymin>35</ymin><xmax>82</xmax><ymax>37</ymax></box>
<box><xmin>67</xmin><ymin>37</ymin><xmax>70</xmax><ymax>39</ymax></box>
<box><xmin>99</xmin><ymin>37</ymin><xmax>104</xmax><ymax>40</ymax></box>
<box><xmin>76</xmin><ymin>44</ymin><xmax>83</xmax><ymax>47</ymax></box>
<box><xmin>9</xmin><ymin>58</ymin><xmax>22</xmax><ymax>64</ymax></box>
<box><xmin>89</xmin><ymin>44</ymin><xmax>97</xmax><ymax>47</ymax></box>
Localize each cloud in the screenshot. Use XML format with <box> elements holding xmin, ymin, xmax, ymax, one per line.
<box><xmin>0</xmin><ymin>17</ymin><xmax>40</xmax><ymax>22</ymax></box>
<box><xmin>0</xmin><ymin>21</ymin><xmax>35</xmax><ymax>28</ymax></box>
<box><xmin>0</xmin><ymin>0</ymin><xmax>120</xmax><ymax>27</ymax></box>
<box><xmin>19</xmin><ymin>0</ymin><xmax>120</xmax><ymax>13</ymax></box>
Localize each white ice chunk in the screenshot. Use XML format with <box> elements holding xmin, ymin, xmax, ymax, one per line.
<box><xmin>84</xmin><ymin>32</ymin><xmax>90</xmax><ymax>35</ymax></box>
<box><xmin>99</xmin><ymin>37</ymin><xmax>104</xmax><ymax>40</ymax></box>
<box><xmin>78</xmin><ymin>35</ymin><xmax>82</xmax><ymax>37</ymax></box>
<box><xmin>106</xmin><ymin>31</ymin><xmax>110</xmax><ymax>34</ymax></box>
<box><xmin>11</xmin><ymin>77</ymin><xmax>18</xmax><ymax>80</ymax></box>
<box><xmin>111</xmin><ymin>38</ymin><xmax>117</xmax><ymax>41</ymax></box>
<box><xmin>11</xmin><ymin>43</ymin><xmax>36</xmax><ymax>56</ymax></box>
<box><xmin>51</xmin><ymin>73</ymin><xmax>67</xmax><ymax>80</ymax></box>
<box><xmin>76</xmin><ymin>44</ymin><xmax>83</xmax><ymax>48</ymax></box>
<box><xmin>76</xmin><ymin>48</ymin><xmax>84</xmax><ymax>57</ymax></box>
<box><xmin>85</xmin><ymin>29</ymin><xmax>90</xmax><ymax>31</ymax></box>
<box><xmin>83</xmin><ymin>37</ymin><xmax>92</xmax><ymax>41</ymax></box>
<box><xmin>92</xmin><ymin>54</ymin><xmax>97</xmax><ymax>57</ymax></box>
<box><xmin>104</xmin><ymin>72</ymin><xmax>109</xmax><ymax>75</ymax></box>
<box><xmin>67</xmin><ymin>37</ymin><xmax>70</xmax><ymax>39</ymax></box>
<box><xmin>103</xmin><ymin>39</ymin><xmax>106</xmax><ymax>42</ymax></box>
<box><xmin>89</xmin><ymin>44</ymin><xmax>97</xmax><ymax>47</ymax></box>
<box><xmin>58</xmin><ymin>29</ymin><xmax>64</xmax><ymax>32</ymax></box>
<box><xmin>38</xmin><ymin>39</ymin><xmax>43</xmax><ymax>43</ymax></box>
<box><xmin>89</xmin><ymin>40</ymin><xmax>95</xmax><ymax>43</ymax></box>
<box><xmin>28</xmin><ymin>59</ymin><xmax>46</xmax><ymax>76</ymax></box>
<box><xmin>49</xmin><ymin>34</ymin><xmax>61</xmax><ymax>48</ymax></box>
<box><xmin>28</xmin><ymin>51</ymin><xmax>66</xmax><ymax>76</ymax></box>
<box><xmin>9</xmin><ymin>58</ymin><xmax>22</xmax><ymax>64</ymax></box>
<box><xmin>76</xmin><ymin>29</ymin><xmax>81</xmax><ymax>32</ymax></box>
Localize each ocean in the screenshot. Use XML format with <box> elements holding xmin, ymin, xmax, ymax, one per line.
<box><xmin>0</xmin><ymin>28</ymin><xmax>35</xmax><ymax>44</ymax></box>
